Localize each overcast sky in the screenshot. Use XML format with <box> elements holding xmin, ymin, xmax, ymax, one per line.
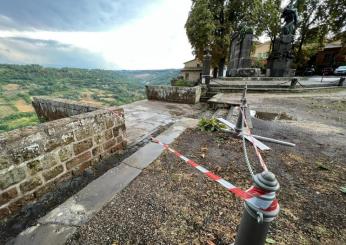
<box><xmin>0</xmin><ymin>0</ymin><xmax>194</xmax><ymax>70</ymax></box>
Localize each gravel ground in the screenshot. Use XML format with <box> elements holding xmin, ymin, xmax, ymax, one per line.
<box><xmin>67</xmin><ymin>91</ymin><xmax>346</xmax><ymax>245</ymax></box>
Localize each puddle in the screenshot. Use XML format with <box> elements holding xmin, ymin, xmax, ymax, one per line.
<box><xmin>253</xmin><ymin>111</ymin><xmax>293</xmax><ymax>121</ymax></box>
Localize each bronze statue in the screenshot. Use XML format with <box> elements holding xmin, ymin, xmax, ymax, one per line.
<box><xmin>281</xmin><ymin>1</ymin><xmax>298</xmax><ymax>36</ymax></box>
<box><xmin>267</xmin><ymin>0</ymin><xmax>299</xmax><ymax>77</ymax></box>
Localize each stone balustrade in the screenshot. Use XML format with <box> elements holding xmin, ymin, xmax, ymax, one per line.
<box><xmin>145</xmin><ymin>85</ymin><xmax>201</xmax><ymax>104</ymax></box>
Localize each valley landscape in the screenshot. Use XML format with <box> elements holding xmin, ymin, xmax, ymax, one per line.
<box><xmin>0</xmin><ymin>64</ymin><xmax>179</xmax><ymax>132</ymax></box>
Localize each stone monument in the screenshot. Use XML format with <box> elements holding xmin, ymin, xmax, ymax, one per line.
<box><xmin>202</xmin><ymin>48</ymin><xmax>212</xmax><ymax>88</ymax></box>
<box><xmin>226</xmin><ymin>25</ymin><xmax>260</xmax><ymax>77</ymax></box>
<box><xmin>268</xmin><ymin>1</ymin><xmax>298</xmax><ymax>77</ymax></box>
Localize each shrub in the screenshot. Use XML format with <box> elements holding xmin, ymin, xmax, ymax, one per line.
<box><xmin>198</xmin><ymin>117</ymin><xmax>226</xmax><ymax>132</ymax></box>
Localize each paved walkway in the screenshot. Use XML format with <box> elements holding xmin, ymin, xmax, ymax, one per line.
<box><xmin>120</xmin><ymin>100</ymin><xmax>203</xmax><ymax>145</ymax></box>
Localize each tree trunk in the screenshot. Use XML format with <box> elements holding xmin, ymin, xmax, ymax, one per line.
<box><xmin>218</xmin><ymin>58</ymin><xmax>225</xmax><ymax>77</ymax></box>
<box><xmin>297</xmin><ymin>35</ymin><xmax>305</xmax><ymax>55</ymax></box>
<box><xmin>213</xmin><ymin>67</ymin><xmax>218</xmax><ymax>78</ymax></box>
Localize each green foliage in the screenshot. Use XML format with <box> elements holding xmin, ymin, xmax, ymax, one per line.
<box><xmin>173</xmin><ymin>79</ymin><xmax>195</xmax><ymax>87</ymax></box>
<box><xmin>198</xmin><ymin>117</ymin><xmax>226</xmax><ymax>132</ymax></box>
<box><xmin>0</xmin><ymin>64</ymin><xmax>179</xmax><ymax>132</ymax></box>
<box><xmin>340</xmin><ymin>186</ymin><xmax>346</xmax><ymax>194</ymax></box>
<box><xmin>252</xmin><ymin>58</ymin><xmax>267</xmax><ymax>72</ymax></box>
<box><xmin>293</xmin><ymin>0</ymin><xmax>346</xmax><ymax>69</ymax></box>
<box><xmin>0</xmin><ymin>112</ymin><xmax>39</xmax><ymax>132</ymax></box>
<box><xmin>185</xmin><ymin>0</ymin><xmax>216</xmax><ymax>60</ymax></box>
<box><xmin>260</xmin><ymin>0</ymin><xmax>281</xmax><ymax>49</ymax></box>
<box><xmin>186</xmin><ymin>0</ymin><xmax>267</xmax><ymax>68</ymax></box>
<box><xmin>265</xmin><ymin>237</ymin><xmax>276</xmax><ymax>244</ymax></box>
<box><xmin>225</xmin><ymin>0</ymin><xmax>264</xmax><ymax>35</ymax></box>
<box><xmin>186</xmin><ymin>0</ymin><xmax>345</xmax><ymax>72</ymax></box>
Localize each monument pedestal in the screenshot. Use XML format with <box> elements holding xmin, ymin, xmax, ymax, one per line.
<box><xmin>226</xmin><ymin>31</ymin><xmax>259</xmax><ymax>77</ymax></box>
<box><xmin>268</xmin><ymin>34</ymin><xmax>294</xmax><ymax>77</ymax></box>
<box><xmin>230</xmin><ymin>68</ymin><xmax>261</xmax><ymax>77</ymax></box>
<box><xmin>269</xmin><ymin>59</ymin><xmax>292</xmax><ymax>77</ymax></box>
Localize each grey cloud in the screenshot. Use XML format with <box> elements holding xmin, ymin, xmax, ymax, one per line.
<box><xmin>0</xmin><ymin>37</ymin><xmax>117</xmax><ymax>69</ymax></box>
<box><xmin>0</xmin><ymin>0</ymin><xmax>159</xmax><ymax>31</ymax></box>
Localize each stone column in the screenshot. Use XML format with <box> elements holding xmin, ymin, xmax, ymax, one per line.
<box><xmin>202</xmin><ymin>51</ymin><xmax>212</xmax><ymax>87</ymax></box>
<box><xmin>238</xmin><ymin>33</ymin><xmax>253</xmax><ymax>68</ymax></box>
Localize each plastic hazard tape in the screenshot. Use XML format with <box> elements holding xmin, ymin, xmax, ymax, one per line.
<box><xmin>239</xmin><ymin>108</ymin><xmax>269</xmax><ymax>172</ymax></box>
<box><xmin>151</xmin><ymin>137</ymin><xmax>278</xmax><ymax>212</ymax></box>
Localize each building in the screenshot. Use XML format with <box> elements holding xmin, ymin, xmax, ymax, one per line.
<box><xmin>315</xmin><ymin>40</ymin><xmax>346</xmax><ymax>70</ymax></box>
<box><xmin>181</xmin><ymin>58</ymin><xmax>202</xmax><ymax>82</ymax></box>
<box><xmin>252</xmin><ymin>40</ymin><xmax>271</xmax><ymax>60</ymax></box>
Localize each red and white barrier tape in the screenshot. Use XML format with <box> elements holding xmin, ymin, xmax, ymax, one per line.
<box><xmin>240</xmin><ymin>108</ymin><xmax>268</xmax><ymax>172</ymax></box>
<box><xmin>151</xmin><ymin>137</ymin><xmax>278</xmax><ymax>212</ymax></box>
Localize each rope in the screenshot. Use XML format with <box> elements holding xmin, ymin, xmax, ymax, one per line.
<box><xmin>240</xmin><ymin>107</ymin><xmax>269</xmax><ymax>172</ymax></box>
<box><xmin>239</xmin><ymin>112</ymin><xmax>255</xmax><ymax>177</ymax></box>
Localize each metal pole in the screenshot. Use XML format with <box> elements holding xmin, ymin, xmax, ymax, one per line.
<box><xmin>235</xmin><ymin>86</ymin><xmax>247</xmax><ymax>132</ymax></box>
<box><xmin>290</xmin><ymin>78</ymin><xmax>298</xmax><ymax>88</ymax></box>
<box><xmin>202</xmin><ymin>49</ymin><xmax>212</xmax><ymax>89</ymax></box>
<box><xmin>251</xmin><ymin>134</ymin><xmax>295</xmax><ymax>147</ymax></box>
<box><xmin>234</xmin><ymin>171</ymin><xmax>280</xmax><ymax>245</ymax></box>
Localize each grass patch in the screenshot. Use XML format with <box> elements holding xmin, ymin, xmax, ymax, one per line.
<box><xmin>0</xmin><ymin>112</ymin><xmax>39</xmax><ymax>133</ymax></box>
<box><xmin>0</xmin><ymin>104</ymin><xmax>17</xmax><ymax>118</ymax></box>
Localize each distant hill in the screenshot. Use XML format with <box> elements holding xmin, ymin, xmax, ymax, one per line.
<box><xmin>0</xmin><ymin>64</ymin><xmax>180</xmax><ymax>132</ymax></box>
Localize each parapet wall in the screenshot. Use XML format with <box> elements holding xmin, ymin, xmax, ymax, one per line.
<box><xmin>0</xmin><ymin>102</ymin><xmax>127</xmax><ymax>220</ymax></box>
<box><xmin>146</xmin><ymin>85</ymin><xmax>201</xmax><ymax>104</ymax></box>
<box><xmin>32</xmin><ymin>96</ymin><xmax>102</xmax><ymax>121</ymax></box>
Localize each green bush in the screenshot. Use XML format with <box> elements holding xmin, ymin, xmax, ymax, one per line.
<box><xmin>198</xmin><ymin>117</ymin><xmax>226</xmax><ymax>132</ymax></box>
<box><xmin>173</xmin><ymin>79</ymin><xmax>195</xmax><ymax>87</ymax></box>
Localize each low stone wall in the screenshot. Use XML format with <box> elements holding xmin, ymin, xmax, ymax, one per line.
<box><xmin>146</xmin><ymin>85</ymin><xmax>201</xmax><ymax>104</ymax></box>
<box><xmin>32</xmin><ymin>96</ymin><xmax>102</xmax><ymax>121</ymax></box>
<box><xmin>0</xmin><ymin>107</ymin><xmax>126</xmax><ymax>220</ymax></box>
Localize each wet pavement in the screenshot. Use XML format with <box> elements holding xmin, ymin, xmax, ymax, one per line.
<box><xmin>120</xmin><ymin>100</ymin><xmax>203</xmax><ymax>145</ymax></box>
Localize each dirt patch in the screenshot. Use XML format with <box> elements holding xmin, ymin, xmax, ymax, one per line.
<box><xmin>80</xmin><ymin>92</ymin><xmax>103</xmax><ymax>106</ymax></box>
<box><xmin>3</xmin><ymin>83</ymin><xmax>20</xmax><ymax>91</ymax></box>
<box><xmin>0</xmin><ymin>105</ymin><xmax>16</xmax><ymax>118</ymax></box>
<box><xmin>67</xmin><ymin>123</ymin><xmax>346</xmax><ymax>244</ymax></box>
<box><xmin>15</xmin><ymin>99</ymin><xmax>34</xmax><ymax>112</ymax></box>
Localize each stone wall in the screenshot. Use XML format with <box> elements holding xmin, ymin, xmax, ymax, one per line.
<box><xmin>146</xmin><ymin>85</ymin><xmax>201</xmax><ymax>104</ymax></box>
<box><xmin>32</xmin><ymin>96</ymin><xmax>102</xmax><ymax>121</ymax></box>
<box><xmin>0</xmin><ymin>107</ymin><xmax>126</xmax><ymax>220</ymax></box>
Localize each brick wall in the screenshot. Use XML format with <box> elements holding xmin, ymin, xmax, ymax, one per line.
<box><xmin>0</xmin><ymin>107</ymin><xmax>126</xmax><ymax>220</ymax></box>
<box><xmin>32</xmin><ymin>96</ymin><xmax>102</xmax><ymax>121</ymax></box>
<box><xmin>146</xmin><ymin>85</ymin><xmax>201</xmax><ymax>104</ymax></box>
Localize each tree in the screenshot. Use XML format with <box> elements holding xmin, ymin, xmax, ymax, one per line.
<box><xmin>260</xmin><ymin>0</ymin><xmax>281</xmax><ymax>52</ymax></box>
<box><xmin>186</xmin><ymin>0</ymin><xmax>266</xmax><ymax>75</ymax></box>
<box><xmin>209</xmin><ymin>0</ymin><xmax>230</xmax><ymax>75</ymax></box>
<box><xmin>295</xmin><ymin>0</ymin><xmax>327</xmax><ymax>56</ymax></box>
<box><xmin>325</xmin><ymin>0</ymin><xmax>346</xmax><ymax>45</ymax></box>
<box><xmin>225</xmin><ymin>0</ymin><xmax>264</xmax><ymax>36</ymax></box>
<box><xmin>292</xmin><ymin>0</ymin><xmax>345</xmax><ymax>69</ymax></box>
<box><xmin>185</xmin><ymin>0</ymin><xmax>216</xmax><ymax>61</ymax></box>
<box><xmin>186</xmin><ymin>0</ymin><xmax>232</xmax><ymax>76</ymax></box>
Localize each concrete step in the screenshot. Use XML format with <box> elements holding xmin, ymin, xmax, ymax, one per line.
<box><xmin>213</xmin><ymin>108</ymin><xmax>228</xmax><ymax>119</ymax></box>
<box><xmin>216</xmin><ymin>76</ymin><xmax>307</xmax><ymax>81</ymax></box>
<box><xmin>226</xmin><ymin>106</ymin><xmax>239</xmax><ymax>124</ymax></box>
<box><xmin>208</xmin><ymin>85</ymin><xmax>343</xmax><ymax>93</ymax></box>
<box><xmin>200</xmin><ymin>110</ymin><xmax>214</xmax><ymax>119</ymax></box>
